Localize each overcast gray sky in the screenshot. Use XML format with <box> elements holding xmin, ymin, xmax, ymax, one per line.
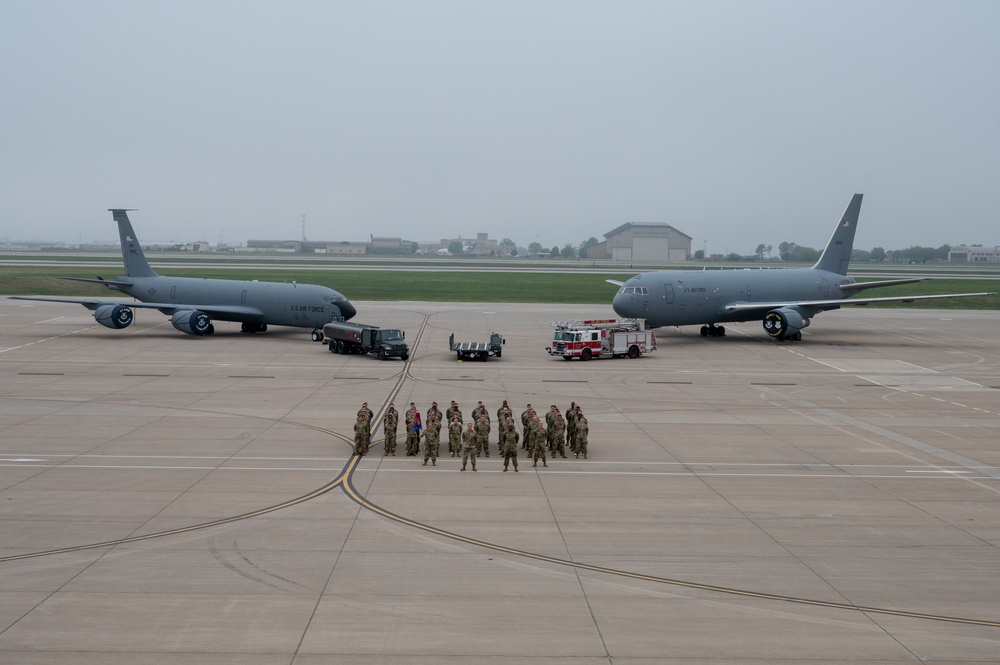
<box><xmin>2</xmin><ymin>1</ymin><xmax>998</xmax><ymax>254</ymax></box>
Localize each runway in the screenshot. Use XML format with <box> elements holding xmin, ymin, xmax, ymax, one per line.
<box><xmin>2</xmin><ymin>299</ymin><xmax>1000</xmax><ymax>663</ymax></box>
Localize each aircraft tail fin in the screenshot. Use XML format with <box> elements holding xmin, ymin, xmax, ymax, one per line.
<box><xmin>812</xmin><ymin>194</ymin><xmax>863</xmax><ymax>275</ymax></box>
<box><xmin>110</xmin><ymin>209</ymin><xmax>157</xmax><ymax>278</ymax></box>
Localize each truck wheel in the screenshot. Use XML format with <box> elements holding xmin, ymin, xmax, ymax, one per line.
<box><xmin>336</xmin><ymin>340</ymin><xmax>345</xmax><ymax>354</ymax></box>
<box><xmin>628</xmin><ymin>345</ymin><xmax>640</xmax><ymax>359</ymax></box>
<box><xmin>377</xmin><ymin>348</ymin><xmax>386</xmax><ymax>360</ymax></box>
<box><xmin>495</xmin><ymin>349</ymin><xmax>501</xmax><ymax>358</ymax></box>
<box><xmin>402</xmin><ymin>353</ymin><xmax>410</xmax><ymax>361</ymax></box>
<box><xmin>563</xmin><ymin>355</ymin><xmax>572</xmax><ymax>361</ymax></box>
<box><xmin>581</xmin><ymin>348</ymin><xmax>592</xmax><ymax>361</ymax></box>
<box><xmin>329</xmin><ymin>340</ymin><xmax>337</xmax><ymax>353</ymax></box>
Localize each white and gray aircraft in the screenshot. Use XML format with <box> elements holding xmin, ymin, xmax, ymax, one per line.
<box><xmin>10</xmin><ymin>209</ymin><xmax>357</xmax><ymax>339</ymax></box>
<box><xmin>611</xmin><ymin>194</ymin><xmax>996</xmax><ymax>341</ymax></box>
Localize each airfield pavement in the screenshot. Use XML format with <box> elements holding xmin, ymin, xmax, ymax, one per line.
<box><xmin>1</xmin><ymin>298</ymin><xmax>1000</xmax><ymax>664</ymax></box>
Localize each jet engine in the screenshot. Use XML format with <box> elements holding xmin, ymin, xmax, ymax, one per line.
<box><xmin>762</xmin><ymin>308</ymin><xmax>810</xmax><ymax>341</ymax></box>
<box><xmin>94</xmin><ymin>304</ymin><xmax>133</xmax><ymax>329</ymax></box>
<box><xmin>171</xmin><ymin>309</ymin><xmax>213</xmax><ymax>335</ymax></box>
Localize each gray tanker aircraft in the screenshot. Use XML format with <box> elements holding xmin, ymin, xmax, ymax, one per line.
<box><xmin>10</xmin><ymin>209</ymin><xmax>356</xmax><ymax>339</ymax></box>
<box><xmin>611</xmin><ymin>194</ymin><xmax>995</xmax><ymax>340</ymax></box>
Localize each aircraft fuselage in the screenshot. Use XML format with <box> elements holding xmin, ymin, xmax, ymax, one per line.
<box><xmin>116</xmin><ymin>275</ymin><xmax>355</xmax><ymax>329</ymax></box>
<box><xmin>613</xmin><ymin>267</ymin><xmax>853</xmax><ymax>328</ymax></box>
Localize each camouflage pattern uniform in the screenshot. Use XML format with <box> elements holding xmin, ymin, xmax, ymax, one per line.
<box><xmin>530</xmin><ymin>417</ymin><xmax>548</xmax><ymax>467</ymax></box>
<box><xmin>545</xmin><ymin>406</ymin><xmax>558</xmax><ymax>452</ymax></box>
<box><xmin>475</xmin><ymin>414</ymin><xmax>491</xmax><ymax>457</ymax></box>
<box><xmin>358</xmin><ymin>402</ymin><xmax>374</xmax><ymax>428</ymax></box>
<box><xmin>575</xmin><ymin>416</ymin><xmax>589</xmax><ymax>459</ymax></box>
<box><xmin>448</xmin><ymin>417</ymin><xmax>463</xmax><ymax>456</ymax></box>
<box><xmin>383</xmin><ymin>404</ymin><xmax>399</xmax><ymax>456</ymax></box>
<box><xmin>501</xmin><ymin>423</ymin><xmax>519</xmax><ymax>472</ymax></box>
<box><xmin>566</xmin><ymin>402</ymin><xmax>578</xmax><ymax>453</ymax></box>
<box><xmin>520</xmin><ymin>406</ymin><xmax>534</xmax><ymax>449</ymax></box>
<box><xmin>427</xmin><ymin>402</ymin><xmax>441</xmax><ymax>426</ymax></box>
<box><xmin>461</xmin><ymin>423</ymin><xmax>478</xmax><ymax>471</ymax></box>
<box><xmin>446</xmin><ymin>401</ymin><xmax>463</xmax><ymax>424</ymax></box>
<box><xmin>423</xmin><ymin>416</ymin><xmax>440</xmax><ymax>466</ymax></box>
<box><xmin>405</xmin><ymin>407</ymin><xmax>421</xmax><ymax>456</ymax></box>
<box><xmin>551</xmin><ymin>412</ymin><xmax>567</xmax><ymax>458</ymax></box>
<box><xmin>354</xmin><ymin>414</ymin><xmax>370</xmax><ymax>456</ymax></box>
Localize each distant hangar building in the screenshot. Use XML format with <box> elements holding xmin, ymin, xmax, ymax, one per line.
<box><xmin>590</xmin><ymin>222</ymin><xmax>692</xmax><ymax>261</ymax></box>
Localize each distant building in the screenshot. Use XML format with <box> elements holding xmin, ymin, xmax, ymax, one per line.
<box><xmin>327</xmin><ymin>242</ymin><xmax>367</xmax><ymax>255</ymax></box>
<box><xmin>949</xmin><ymin>245</ymin><xmax>999</xmax><ymax>262</ymax></box>
<box><xmin>436</xmin><ymin>232</ymin><xmax>507</xmax><ymax>256</ymax></box>
<box><xmin>369</xmin><ymin>236</ymin><xmax>410</xmax><ymax>255</ymax></box>
<box><xmin>593</xmin><ymin>222</ymin><xmax>692</xmax><ymax>261</ymax></box>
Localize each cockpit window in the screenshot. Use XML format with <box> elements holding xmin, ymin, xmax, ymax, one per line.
<box><xmin>620</xmin><ymin>286</ymin><xmax>648</xmax><ymax>295</ymax></box>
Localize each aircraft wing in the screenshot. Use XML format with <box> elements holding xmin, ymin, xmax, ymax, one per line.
<box><xmin>724</xmin><ymin>291</ymin><xmax>997</xmax><ymax>313</ymax></box>
<box><xmin>8</xmin><ymin>296</ymin><xmax>265</xmax><ymax>319</ymax></box>
<box><xmin>58</xmin><ymin>277</ymin><xmax>134</xmax><ymax>288</ymax></box>
<box><xmin>839</xmin><ymin>278</ymin><xmax>927</xmax><ymax>292</ymax></box>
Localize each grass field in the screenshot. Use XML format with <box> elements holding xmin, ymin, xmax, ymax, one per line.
<box><xmin>1</xmin><ymin>264</ymin><xmax>997</xmax><ymax>309</ymax></box>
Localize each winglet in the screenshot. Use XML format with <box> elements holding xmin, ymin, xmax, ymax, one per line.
<box><xmin>109</xmin><ymin>209</ymin><xmax>157</xmax><ymax>278</ymax></box>
<box><xmin>813</xmin><ymin>194</ymin><xmax>863</xmax><ymax>276</ymax></box>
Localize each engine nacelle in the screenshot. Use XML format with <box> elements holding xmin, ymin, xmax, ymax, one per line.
<box><xmin>171</xmin><ymin>309</ymin><xmax>213</xmax><ymax>335</ymax></box>
<box><xmin>94</xmin><ymin>304</ymin><xmax>133</xmax><ymax>329</ymax></box>
<box><xmin>762</xmin><ymin>308</ymin><xmax>810</xmax><ymax>340</ymax></box>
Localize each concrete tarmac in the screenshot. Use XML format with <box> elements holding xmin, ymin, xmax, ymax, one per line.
<box><xmin>1</xmin><ymin>299</ymin><xmax>999</xmax><ymax>663</ymax></box>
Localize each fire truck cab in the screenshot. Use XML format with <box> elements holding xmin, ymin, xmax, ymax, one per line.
<box><xmin>547</xmin><ymin>318</ymin><xmax>656</xmax><ymax>361</ymax></box>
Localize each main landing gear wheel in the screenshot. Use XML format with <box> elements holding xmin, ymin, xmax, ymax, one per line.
<box><xmin>700</xmin><ymin>325</ymin><xmax>726</xmax><ymax>337</ymax></box>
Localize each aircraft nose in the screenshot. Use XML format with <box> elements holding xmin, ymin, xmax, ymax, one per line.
<box><xmin>612</xmin><ymin>292</ymin><xmax>628</xmax><ymax>318</ymax></box>
<box><xmin>337</xmin><ymin>299</ymin><xmax>357</xmax><ymax>321</ymax></box>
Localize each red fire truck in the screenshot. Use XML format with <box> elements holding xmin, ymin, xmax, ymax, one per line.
<box><xmin>547</xmin><ymin>318</ymin><xmax>656</xmax><ymax>360</ymax></box>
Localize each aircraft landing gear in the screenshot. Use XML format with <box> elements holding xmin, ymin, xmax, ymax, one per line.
<box><xmin>700</xmin><ymin>324</ymin><xmax>726</xmax><ymax>337</ymax></box>
<box><xmin>241</xmin><ymin>322</ymin><xmax>267</xmax><ymax>334</ymax></box>
<box><xmin>311</xmin><ymin>329</ymin><xmax>323</xmax><ymax>342</ymax></box>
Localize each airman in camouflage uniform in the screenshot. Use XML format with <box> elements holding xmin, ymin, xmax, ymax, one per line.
<box><xmin>446</xmin><ymin>401</ymin><xmax>463</xmax><ymax>425</ymax></box>
<box><xmin>354</xmin><ymin>413</ymin><xmax>370</xmax><ymax>456</ymax></box>
<box><xmin>520</xmin><ymin>405</ymin><xmax>535</xmax><ymax>449</ymax></box>
<box><xmin>575</xmin><ymin>415</ymin><xmax>589</xmax><ymax>459</ymax></box>
<box><xmin>405</xmin><ymin>405</ymin><xmax>421</xmax><ymax>456</ymax></box>
<box><xmin>475</xmin><ymin>413</ymin><xmax>491</xmax><ymax>457</ymax></box>
<box><xmin>551</xmin><ymin>410</ymin><xmax>567</xmax><ymax>458</ymax></box>
<box><xmin>530</xmin><ymin>415</ymin><xmax>548</xmax><ymax>467</ymax></box>
<box><xmin>545</xmin><ymin>406</ymin><xmax>559</xmax><ymax>452</ymax></box>
<box><xmin>448</xmin><ymin>415</ymin><xmax>463</xmax><ymax>456</ymax></box>
<box><xmin>383</xmin><ymin>403</ymin><xmax>399</xmax><ymax>456</ymax></box>
<box><xmin>427</xmin><ymin>401</ymin><xmax>441</xmax><ymax>425</ymax></box>
<box><xmin>461</xmin><ymin>422</ymin><xmax>478</xmax><ymax>471</ymax></box>
<box><xmin>566</xmin><ymin>402</ymin><xmax>578</xmax><ymax>454</ymax></box>
<box><xmin>422</xmin><ymin>414</ymin><xmax>440</xmax><ymax>466</ymax></box>
<box><xmin>501</xmin><ymin>422</ymin><xmax>519</xmax><ymax>472</ymax></box>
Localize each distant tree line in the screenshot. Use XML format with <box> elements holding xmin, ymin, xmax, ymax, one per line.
<box><xmin>711</xmin><ymin>242</ymin><xmax>954</xmax><ymax>264</ymax></box>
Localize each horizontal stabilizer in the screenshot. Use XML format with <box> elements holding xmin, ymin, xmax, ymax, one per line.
<box><xmin>606</xmin><ymin>279</ymin><xmax>625</xmax><ymax>286</ymax></box>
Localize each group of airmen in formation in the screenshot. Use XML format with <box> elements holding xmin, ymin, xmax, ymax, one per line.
<box><xmin>353</xmin><ymin>399</ymin><xmax>590</xmax><ymax>472</ymax></box>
